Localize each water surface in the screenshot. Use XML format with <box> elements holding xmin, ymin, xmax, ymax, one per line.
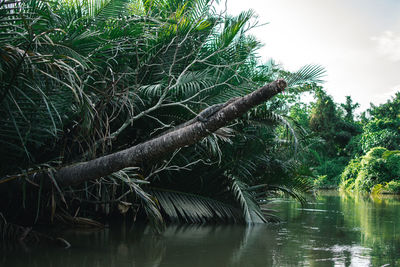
<box><xmin>2</xmin><ymin>191</ymin><xmax>400</xmax><ymax>266</ymax></box>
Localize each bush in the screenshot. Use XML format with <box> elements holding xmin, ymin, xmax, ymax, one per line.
<box><xmin>385</xmin><ymin>181</ymin><xmax>400</xmax><ymax>194</ymax></box>
<box><xmin>371</xmin><ymin>183</ymin><xmax>385</xmax><ymax>194</ymax></box>
<box><xmin>315</xmin><ymin>157</ymin><xmax>347</xmax><ymax>187</ymax></box>
<box><xmin>339</xmin><ymin>158</ymin><xmax>361</xmax><ymax>191</ymax></box>
<box><xmin>339</xmin><ymin>147</ymin><xmax>400</xmax><ymax>193</ymax></box>
<box><xmin>384</xmin><ymin>151</ymin><xmax>400</xmax><ymax>177</ymax></box>
<box><xmin>371</xmin><ymin>181</ymin><xmax>400</xmax><ymax>194</ymax></box>
<box><xmin>360</xmin><ymin>119</ymin><xmax>400</xmax><ymax>153</ymax></box>
<box><xmin>314</xmin><ymin>175</ymin><xmax>332</xmax><ymax>188</ymax></box>
<box><xmin>354</xmin><ymin>147</ymin><xmax>389</xmax><ymax>191</ymax></box>
<box><xmin>339</xmin><ymin>178</ymin><xmax>356</xmax><ymax>191</ymax></box>
<box><xmin>345</xmin><ymin>134</ymin><xmax>363</xmax><ymax>157</ymax></box>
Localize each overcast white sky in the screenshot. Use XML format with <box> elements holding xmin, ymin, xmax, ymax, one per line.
<box><xmin>218</xmin><ymin>0</ymin><xmax>400</xmax><ymax>111</ymax></box>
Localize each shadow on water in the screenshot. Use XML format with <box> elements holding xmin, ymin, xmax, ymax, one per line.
<box><xmin>2</xmin><ymin>191</ymin><xmax>400</xmax><ymax>266</ymax></box>
<box><xmin>1</xmin><ymin>223</ymin><xmax>283</xmax><ymax>267</ymax></box>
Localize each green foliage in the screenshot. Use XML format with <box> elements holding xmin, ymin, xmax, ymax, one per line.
<box><xmin>355</xmin><ymin>147</ymin><xmax>391</xmax><ymax>192</ymax></box>
<box><xmin>339</xmin><ymin>158</ymin><xmax>361</xmax><ymax>191</ymax></box>
<box><xmin>384</xmin><ymin>180</ymin><xmax>400</xmax><ymax>194</ymax></box>
<box><xmin>309</xmin><ymin>88</ymin><xmax>339</xmax><ymax>144</ymax></box>
<box><xmin>360</xmin><ymin>119</ymin><xmax>400</xmax><ymax>153</ymax></box>
<box><xmin>0</xmin><ymin>0</ymin><xmax>324</xmax><ymax>226</ymax></box>
<box><xmin>298</xmin><ymin>88</ymin><xmax>361</xmax><ymax>187</ymax></box>
<box><xmin>367</xmin><ymin>92</ymin><xmax>400</xmax><ymax>120</ymax></box>
<box><xmin>313</xmin><ymin>175</ymin><xmax>328</xmax><ymax>188</ymax></box>
<box><xmin>150</xmin><ymin>189</ymin><xmax>245</xmax><ymax>224</ymax></box>
<box><xmin>338</xmin><ymin>90</ymin><xmax>400</xmax><ymax>194</ymax></box>
<box><xmin>309</xmin><ymin>88</ymin><xmax>361</xmax><ymax>156</ymax></box>
<box><xmin>384</xmin><ymin>150</ymin><xmax>400</xmax><ymax>175</ymax></box>
<box><xmin>314</xmin><ymin>157</ymin><xmax>348</xmax><ymax>186</ymax></box>
<box><xmin>344</xmin><ymin>134</ymin><xmax>363</xmax><ymax>158</ymax></box>
<box><xmin>370</xmin><ymin>183</ymin><xmax>385</xmax><ymax>195</ymax></box>
<box><xmin>341</xmin><ymin>95</ymin><xmax>360</xmax><ymax>123</ymax></box>
<box><xmin>289</xmin><ymin>102</ymin><xmax>311</xmax><ymax>129</ymax></box>
<box><xmin>340</xmin><ymin>147</ymin><xmax>400</xmax><ymax>193</ymax></box>
<box><xmin>371</xmin><ymin>181</ymin><xmax>400</xmax><ymax>195</ymax></box>
<box><xmin>359</xmin><ymin>92</ymin><xmax>400</xmax><ymax>154</ymax></box>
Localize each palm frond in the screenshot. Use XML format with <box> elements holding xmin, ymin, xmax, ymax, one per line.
<box><xmin>283</xmin><ymin>64</ymin><xmax>326</xmax><ymax>87</ymax></box>
<box><xmin>90</xmin><ymin>0</ymin><xmax>131</xmax><ymax>19</ymax></box>
<box><xmin>247</xmin><ymin>178</ymin><xmax>312</xmax><ymax>206</ymax></box>
<box><xmin>230</xmin><ymin>178</ymin><xmax>267</xmax><ymax>224</ymax></box>
<box><xmin>267</xmin><ymin>184</ymin><xmax>309</xmax><ymax>206</ymax></box>
<box><xmin>111</xmin><ymin>168</ymin><xmax>165</xmax><ymax>232</ymax></box>
<box><xmin>248</xmin><ymin>108</ymin><xmax>307</xmax><ymax>154</ymax></box>
<box><xmin>212</xmin><ymin>10</ymin><xmax>255</xmax><ymax>50</ymax></box>
<box><xmin>150</xmin><ymin>189</ymin><xmax>244</xmax><ymax>224</ymax></box>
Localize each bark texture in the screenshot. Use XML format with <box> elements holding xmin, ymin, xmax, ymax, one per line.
<box><xmin>53</xmin><ymin>79</ymin><xmax>287</xmax><ymax>187</ymax></box>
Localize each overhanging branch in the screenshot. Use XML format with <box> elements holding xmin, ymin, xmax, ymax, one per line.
<box><xmin>52</xmin><ymin>79</ymin><xmax>287</xmax><ymax>188</ymax></box>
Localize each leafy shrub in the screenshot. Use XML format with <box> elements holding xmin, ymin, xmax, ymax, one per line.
<box><xmin>340</xmin><ymin>147</ymin><xmax>400</xmax><ymax>193</ymax></box>
<box><xmin>384</xmin><ymin>151</ymin><xmax>400</xmax><ymax>177</ymax></box>
<box><xmin>385</xmin><ymin>181</ymin><xmax>400</xmax><ymax>194</ymax></box>
<box><xmin>340</xmin><ymin>178</ymin><xmax>355</xmax><ymax>191</ymax></box>
<box><xmin>360</xmin><ymin>119</ymin><xmax>400</xmax><ymax>153</ymax></box>
<box><xmin>314</xmin><ymin>175</ymin><xmax>329</xmax><ymax>188</ymax></box>
<box><xmin>371</xmin><ymin>181</ymin><xmax>400</xmax><ymax>194</ymax></box>
<box><xmin>354</xmin><ymin>147</ymin><xmax>389</xmax><ymax>191</ymax></box>
<box><xmin>314</xmin><ymin>157</ymin><xmax>347</xmax><ymax>187</ymax></box>
<box><xmin>339</xmin><ymin>158</ymin><xmax>361</xmax><ymax>191</ymax></box>
<box><xmin>345</xmin><ymin>134</ymin><xmax>363</xmax><ymax>157</ymax></box>
<box><xmin>371</xmin><ymin>183</ymin><xmax>385</xmax><ymax>194</ymax></box>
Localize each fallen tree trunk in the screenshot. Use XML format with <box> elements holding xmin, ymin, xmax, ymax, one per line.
<box><xmin>51</xmin><ymin>79</ymin><xmax>287</xmax><ymax>188</ymax></box>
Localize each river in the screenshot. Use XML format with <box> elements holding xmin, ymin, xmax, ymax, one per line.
<box><xmin>2</xmin><ymin>191</ymin><xmax>400</xmax><ymax>266</ymax></box>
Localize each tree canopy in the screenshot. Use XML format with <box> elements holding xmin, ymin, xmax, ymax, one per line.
<box><xmin>0</xmin><ymin>0</ymin><xmax>326</xmax><ymax>229</ymax></box>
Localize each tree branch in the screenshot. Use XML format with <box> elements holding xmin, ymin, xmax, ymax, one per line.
<box><xmin>50</xmin><ymin>79</ymin><xmax>287</xmax><ymax>188</ymax></box>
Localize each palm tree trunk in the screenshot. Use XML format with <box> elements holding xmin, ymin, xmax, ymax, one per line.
<box><xmin>53</xmin><ymin>79</ymin><xmax>287</xmax><ymax>188</ymax></box>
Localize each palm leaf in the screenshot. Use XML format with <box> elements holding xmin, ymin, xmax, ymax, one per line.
<box><xmin>247</xmin><ymin>178</ymin><xmax>312</xmax><ymax>206</ymax></box>
<box><xmin>283</xmin><ymin>64</ymin><xmax>326</xmax><ymax>87</ymax></box>
<box><xmin>150</xmin><ymin>189</ymin><xmax>244</xmax><ymax>224</ymax></box>
<box><xmin>110</xmin><ymin>168</ymin><xmax>165</xmax><ymax>232</ymax></box>
<box><xmin>230</xmin><ymin>178</ymin><xmax>267</xmax><ymax>224</ymax></box>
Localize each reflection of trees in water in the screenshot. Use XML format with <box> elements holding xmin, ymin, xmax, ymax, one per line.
<box><xmin>3</xmin><ymin>194</ymin><xmax>400</xmax><ymax>266</ymax></box>
<box><xmin>340</xmin><ymin>191</ymin><xmax>400</xmax><ymax>266</ymax></box>
<box><xmin>271</xmin><ymin>194</ymin><xmax>373</xmax><ymax>266</ymax></box>
<box><xmin>158</xmin><ymin>225</ymin><xmax>246</xmax><ymax>267</ymax></box>
<box><xmin>269</xmin><ymin>193</ymin><xmax>400</xmax><ymax>266</ymax></box>
<box><xmin>1</xmin><ymin>223</ymin><xmax>165</xmax><ymax>267</ymax></box>
<box><xmin>228</xmin><ymin>225</ymin><xmax>278</xmax><ymax>266</ymax></box>
<box><xmin>1</xmin><ymin>223</ymin><xmax>279</xmax><ymax>267</ymax></box>
<box><xmin>147</xmin><ymin>224</ymin><xmax>284</xmax><ymax>267</ymax></box>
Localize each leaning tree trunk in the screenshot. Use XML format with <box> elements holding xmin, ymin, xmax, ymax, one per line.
<box><xmin>50</xmin><ymin>79</ymin><xmax>287</xmax><ymax>188</ymax></box>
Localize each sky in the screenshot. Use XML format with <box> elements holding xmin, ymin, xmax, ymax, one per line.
<box><xmin>218</xmin><ymin>0</ymin><xmax>400</xmax><ymax>111</ymax></box>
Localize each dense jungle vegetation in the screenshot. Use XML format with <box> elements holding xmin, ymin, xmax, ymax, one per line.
<box><xmin>0</xmin><ymin>0</ymin><xmax>399</xmax><ymax>237</ymax></box>
<box><xmin>293</xmin><ymin>87</ymin><xmax>400</xmax><ymax>193</ymax></box>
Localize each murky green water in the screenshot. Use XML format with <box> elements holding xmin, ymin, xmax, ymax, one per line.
<box><xmin>2</xmin><ymin>191</ymin><xmax>400</xmax><ymax>266</ymax></box>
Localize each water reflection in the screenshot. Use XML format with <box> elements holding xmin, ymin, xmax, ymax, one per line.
<box><xmin>340</xmin><ymin>192</ymin><xmax>400</xmax><ymax>266</ymax></box>
<box><xmin>1</xmin><ymin>224</ymin><xmax>282</xmax><ymax>267</ymax></box>
<box><xmin>271</xmin><ymin>191</ymin><xmax>400</xmax><ymax>266</ymax></box>
<box><xmin>2</xmin><ymin>191</ymin><xmax>400</xmax><ymax>266</ymax></box>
